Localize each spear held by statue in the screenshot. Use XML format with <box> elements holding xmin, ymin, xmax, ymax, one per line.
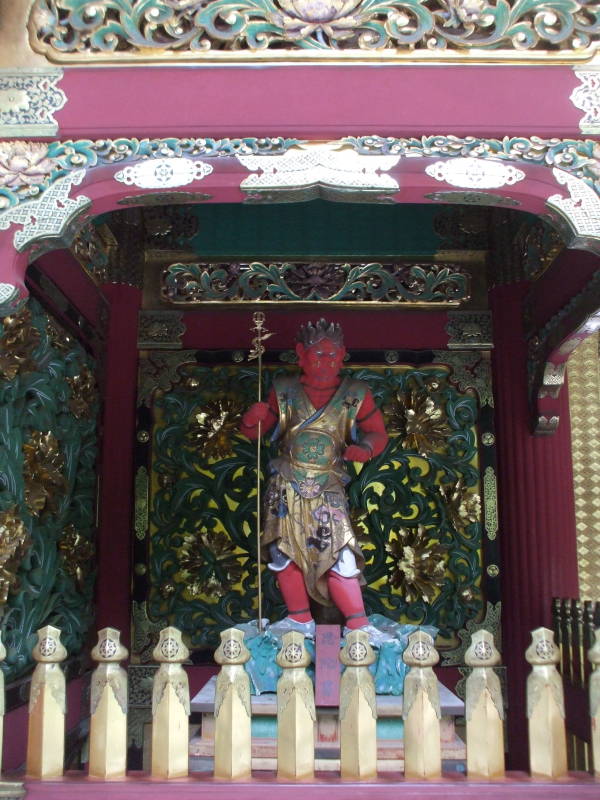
<box><xmin>247</xmin><ymin>312</ymin><xmax>274</xmax><ymax>632</ymax></box>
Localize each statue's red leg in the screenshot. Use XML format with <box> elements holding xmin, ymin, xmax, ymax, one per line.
<box><xmin>276</xmin><ymin>561</ymin><xmax>313</xmax><ymax>622</ymax></box>
<box><xmin>326</xmin><ymin>571</ymin><xmax>368</xmax><ymax>629</ymax></box>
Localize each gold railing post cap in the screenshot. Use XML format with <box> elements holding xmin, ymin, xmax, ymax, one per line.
<box><xmin>403</xmin><ymin>630</ymin><xmax>439</xmax><ymax>668</ymax></box>
<box><xmin>153</xmin><ymin>626</ymin><xmax>189</xmax><ymax>663</ymax></box>
<box><xmin>526</xmin><ymin>627</ymin><xmax>559</xmax><ymax>665</ymax></box>
<box><xmin>465</xmin><ymin>629</ymin><xmax>501</xmax><ymax>668</ymax></box>
<box><xmin>214</xmin><ymin>627</ymin><xmax>250</xmax><ymax>665</ymax></box>
<box><xmin>276</xmin><ymin>630</ymin><xmax>311</xmax><ymax>669</ymax></box>
<box><xmin>32</xmin><ymin>625</ymin><xmax>67</xmax><ymax>662</ymax></box>
<box><xmin>91</xmin><ymin>627</ymin><xmax>128</xmax><ymax>662</ymax></box>
<box><xmin>340</xmin><ymin>628</ymin><xmax>375</xmax><ymax>667</ymax></box>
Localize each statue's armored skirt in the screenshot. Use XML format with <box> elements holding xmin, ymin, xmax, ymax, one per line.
<box><xmin>262</xmin><ymin>375</ymin><xmax>368</xmax><ymax>605</ymax></box>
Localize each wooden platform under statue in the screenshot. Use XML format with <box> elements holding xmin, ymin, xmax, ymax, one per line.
<box><xmin>190</xmin><ymin>675</ymin><xmax>466</xmax><ymax>771</ymax></box>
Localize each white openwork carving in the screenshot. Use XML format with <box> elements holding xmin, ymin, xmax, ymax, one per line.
<box><xmin>0</xmin><ymin>69</ymin><xmax>66</xmax><ymax>137</ymax></box>
<box><xmin>160</xmin><ymin>636</ymin><xmax>180</xmax><ymax>659</ymax></box>
<box><xmin>535</xmin><ymin>639</ymin><xmax>555</xmax><ymax>661</ymax></box>
<box><xmin>348</xmin><ymin>641</ymin><xmax>368</xmax><ymax>662</ymax></box>
<box><xmin>547</xmin><ymin>168</ymin><xmax>600</xmax><ymax>239</ymax></box>
<box><xmin>410</xmin><ymin>640</ymin><xmax>431</xmax><ymax>661</ymax></box>
<box><xmin>0</xmin><ymin>169</ymin><xmax>90</xmax><ymax>251</ymax></box>
<box><xmin>0</xmin><ymin>282</ymin><xmax>17</xmax><ymax>305</ymax></box>
<box><xmin>222</xmin><ymin>638</ymin><xmax>242</xmax><ymax>660</ymax></box>
<box><xmin>473</xmin><ymin>640</ymin><xmax>494</xmax><ymax>661</ymax></box>
<box><xmin>98</xmin><ymin>637</ymin><xmax>118</xmax><ymax>659</ymax></box>
<box><xmin>114</xmin><ymin>157</ymin><xmax>213</xmax><ymax>189</ymax></box>
<box><xmin>283</xmin><ymin>642</ymin><xmax>303</xmax><ymax>663</ymax></box>
<box><xmin>39</xmin><ymin>636</ymin><xmax>57</xmax><ymax>657</ymax></box>
<box><xmin>571</xmin><ymin>71</ymin><xmax>600</xmax><ymax>134</ymax></box>
<box><xmin>238</xmin><ymin>145</ymin><xmax>400</xmax><ymax>192</ymax></box>
<box><xmin>425</xmin><ymin>157</ymin><xmax>525</xmax><ymax>189</ymax></box>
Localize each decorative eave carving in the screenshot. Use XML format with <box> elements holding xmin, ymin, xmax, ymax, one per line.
<box><xmin>71</xmin><ymin>222</ymin><xmax>115</xmax><ymax>285</ymax></box>
<box><xmin>571</xmin><ymin>68</ymin><xmax>600</xmax><ymax>134</ymax></box>
<box><xmin>0</xmin><ymin>168</ymin><xmax>91</xmax><ymax>257</ymax></box>
<box><xmin>138</xmin><ymin>311</ymin><xmax>185</xmax><ymax>350</ymax></box>
<box><xmin>1</xmin><ymin>137</ymin><xmax>599</xmax><ymax>216</ymax></box>
<box><xmin>26</xmin><ymin>0</ymin><xmax>600</xmax><ymax>64</ymax></box>
<box><xmin>0</xmin><ymin>68</ymin><xmax>66</xmax><ymax>137</ymax></box>
<box><xmin>528</xmin><ymin>269</ymin><xmax>600</xmax><ymax>434</ymax></box>
<box><xmin>446</xmin><ymin>311</ymin><xmax>492</xmax><ymax>349</ymax></box>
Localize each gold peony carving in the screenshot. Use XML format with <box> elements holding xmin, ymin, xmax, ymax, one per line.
<box><xmin>22</xmin><ymin>431</ymin><xmax>66</xmax><ymax>515</ymax></box>
<box><xmin>175</xmin><ymin>528</ymin><xmax>244</xmax><ymax>599</ymax></box>
<box><xmin>46</xmin><ymin>320</ymin><xmax>75</xmax><ymax>353</ymax></box>
<box><xmin>0</xmin><ymin>307</ymin><xmax>40</xmax><ymax>381</ymax></box>
<box><xmin>186</xmin><ymin>398</ymin><xmax>243</xmax><ymax>460</ymax></box>
<box><xmin>386</xmin><ymin>378</ymin><xmax>451</xmax><ymax>455</ymax></box>
<box><xmin>438</xmin><ymin>477</ymin><xmax>481</xmax><ymax>530</ymax></box>
<box><xmin>0</xmin><ymin>507</ymin><xmax>30</xmax><ymax>604</ymax></box>
<box><xmin>386</xmin><ymin>524</ymin><xmax>447</xmax><ymax>604</ymax></box>
<box><xmin>67</xmin><ymin>366</ymin><xmax>97</xmax><ymax>419</ymax></box>
<box><xmin>58</xmin><ymin>524</ymin><xmax>95</xmax><ymax>590</ymax></box>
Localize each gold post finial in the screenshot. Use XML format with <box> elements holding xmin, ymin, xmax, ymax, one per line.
<box><xmin>526</xmin><ymin>627</ymin><xmax>567</xmax><ymax>779</ymax></box>
<box><xmin>89</xmin><ymin>628</ymin><xmax>128</xmax><ymax>779</ymax></box>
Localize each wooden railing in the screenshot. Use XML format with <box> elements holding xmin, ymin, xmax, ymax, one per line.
<box><xmin>553</xmin><ymin>596</ymin><xmax>600</xmax><ymax>771</ymax></box>
<box><xmin>2</xmin><ymin>618</ymin><xmax>600</xmax><ymax>796</ymax></box>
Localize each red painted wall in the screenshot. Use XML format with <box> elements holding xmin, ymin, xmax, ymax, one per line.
<box><xmin>182</xmin><ymin>308</ymin><xmax>449</xmax><ymax>350</ymax></box>
<box><xmin>56</xmin><ymin>66</ymin><xmax>582</xmax><ymax>140</ymax></box>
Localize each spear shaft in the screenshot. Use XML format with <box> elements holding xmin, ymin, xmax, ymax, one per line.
<box><xmin>249</xmin><ymin>312</ymin><xmax>272</xmax><ymax>632</ymax></box>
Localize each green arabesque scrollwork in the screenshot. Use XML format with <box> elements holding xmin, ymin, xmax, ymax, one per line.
<box><xmin>161</xmin><ymin>261</ymin><xmax>470</xmax><ymax>304</ymax></box>
<box><xmin>28</xmin><ymin>0</ymin><xmax>600</xmax><ymax>56</ymax></box>
<box><xmin>147</xmin><ymin>361</ymin><xmax>482</xmax><ymax>650</ymax></box>
<box><xmin>0</xmin><ymin>299</ymin><xmax>99</xmax><ymax>681</ymax></box>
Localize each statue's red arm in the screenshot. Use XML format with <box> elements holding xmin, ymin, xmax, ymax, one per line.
<box><xmin>240</xmin><ymin>388</ymin><xmax>278</xmax><ymax>439</ymax></box>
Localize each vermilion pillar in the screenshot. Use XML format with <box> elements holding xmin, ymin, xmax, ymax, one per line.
<box><xmin>490</xmin><ymin>280</ymin><xmax>579</xmax><ymax>768</ymax></box>
<box><xmin>95</xmin><ymin>283</ymin><xmax>141</xmax><ymax>645</ymax></box>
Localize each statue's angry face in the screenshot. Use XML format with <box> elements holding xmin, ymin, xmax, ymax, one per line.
<box><xmin>296</xmin><ymin>337</ymin><xmax>346</xmax><ymax>382</ymax></box>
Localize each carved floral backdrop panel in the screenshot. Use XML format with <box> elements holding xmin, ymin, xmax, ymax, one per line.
<box><xmin>0</xmin><ymin>299</ymin><xmax>99</xmax><ymax>681</ymax></box>
<box><xmin>139</xmin><ymin>357</ymin><xmax>489</xmax><ymax>657</ymax></box>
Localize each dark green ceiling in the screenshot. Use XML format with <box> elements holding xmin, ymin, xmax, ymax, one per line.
<box><xmin>187</xmin><ymin>201</ymin><xmax>445</xmax><ymax>257</ymax></box>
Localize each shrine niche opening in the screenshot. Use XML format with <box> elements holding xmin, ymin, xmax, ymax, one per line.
<box><xmin>0</xmin><ymin>169</ymin><xmax>597</xmax><ymax>779</ymax></box>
